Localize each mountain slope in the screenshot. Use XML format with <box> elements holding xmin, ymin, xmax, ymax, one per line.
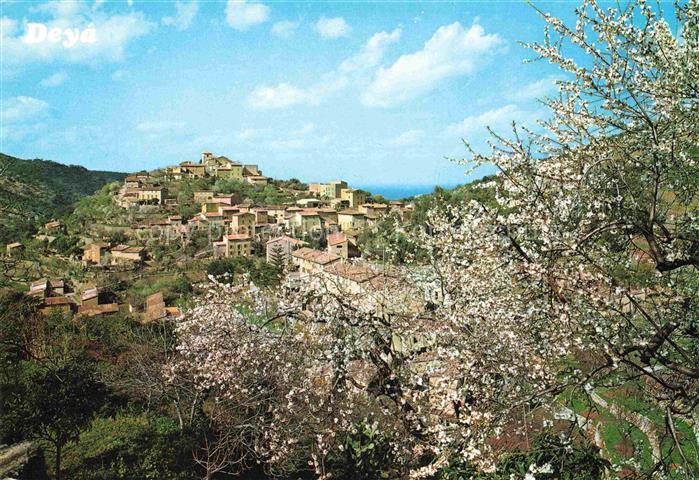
<box><xmin>0</xmin><ymin>154</ymin><xmax>127</xmax><ymax>245</ymax></box>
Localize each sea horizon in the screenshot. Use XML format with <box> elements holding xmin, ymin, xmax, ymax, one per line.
<box><xmin>356</xmin><ymin>184</ymin><xmax>461</xmax><ymax>201</ymax></box>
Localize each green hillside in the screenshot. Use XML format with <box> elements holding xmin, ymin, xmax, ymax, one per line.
<box><xmin>0</xmin><ymin>154</ymin><xmax>127</xmax><ymax>245</ymax></box>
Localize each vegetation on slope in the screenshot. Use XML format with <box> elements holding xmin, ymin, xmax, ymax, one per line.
<box><xmin>0</xmin><ymin>154</ymin><xmax>127</xmax><ymax>245</ymax></box>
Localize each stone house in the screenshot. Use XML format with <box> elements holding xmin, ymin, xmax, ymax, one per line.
<box><xmin>322</xmin><ymin>262</ymin><xmax>377</xmax><ymax>295</ymax></box>
<box><xmin>325</xmin><ymin>180</ymin><xmax>348</xmax><ymax>199</ymax></box>
<box><xmin>223</xmin><ymin>234</ymin><xmax>252</xmax><ymax>257</ymax></box>
<box><xmin>252</xmin><ymin>208</ymin><xmax>269</xmax><ymax>225</ymax></box>
<box><xmin>144</xmin><ymin>292</ymin><xmax>167</xmax><ymax>322</ymax></box>
<box><xmin>213</xmin><ymin>193</ymin><xmax>239</xmax><ymax>205</ymax></box>
<box><xmin>82</xmin><ymin>242</ymin><xmax>110</xmax><ymax>265</ymax></box>
<box><xmin>5</xmin><ymin>242</ymin><xmax>24</xmax><ymax>257</ymax></box>
<box><xmin>230</xmin><ymin>212</ymin><xmax>255</xmax><ymax>236</ymax></box>
<box><xmin>220</xmin><ymin>206</ymin><xmax>242</xmax><ymax>220</ymax></box>
<box><xmin>81</xmin><ymin>287</ymin><xmax>99</xmax><ymax>309</ymax></box>
<box><xmin>265</xmin><ymin>206</ymin><xmax>287</xmax><ymax>224</ymax></box>
<box><xmin>200</xmin><ymin>212</ymin><xmax>226</xmax><ymax>229</ymax></box>
<box><xmin>308</xmin><ymin>183</ymin><xmax>326</xmax><ymax>197</ymax></box>
<box><xmin>40</xmin><ymin>296</ymin><xmax>75</xmax><ymax>315</ymax></box>
<box><xmin>78</xmin><ymin>286</ymin><xmax>118</xmax><ymax>317</ymax></box>
<box><xmin>318</xmin><ymin>208</ymin><xmax>339</xmax><ymax>231</ymax></box>
<box><xmin>246</xmin><ymin>175</ymin><xmax>269</xmax><ymax>186</ymax></box>
<box><xmin>291</xmin><ymin>247</ymin><xmax>340</xmax><ymax>275</ymax></box>
<box><xmin>27</xmin><ymin>278</ymin><xmax>66</xmax><ymax>298</ymax></box>
<box><xmin>242</xmin><ymin>164</ymin><xmax>260</xmax><ymax>176</ymax></box>
<box><xmin>359</xmin><ymin>203</ymin><xmax>389</xmax><ymax>216</ymax></box>
<box><xmin>338</xmin><ymin>210</ymin><xmax>367</xmax><ymax>231</ymax></box>
<box><xmin>180</xmin><ymin>162</ymin><xmax>206</xmax><ymax>177</ymax></box>
<box><xmin>124</xmin><ymin>175</ymin><xmax>140</xmax><ymax>188</ymax></box>
<box><xmin>327</xmin><ymin>232</ymin><xmax>361</xmax><ymax>259</ymax></box>
<box><xmin>216</xmin><ymin>160</ymin><xmax>244</xmax><ymax>178</ymax></box>
<box><xmin>340</xmin><ymin>188</ymin><xmax>367</xmax><ymax>208</ymax></box>
<box><xmin>292</xmin><ymin>211</ymin><xmax>322</xmax><ymax>236</ymax></box>
<box><xmin>138</xmin><ymin>187</ymin><xmax>167</xmax><ymax>205</ymax></box>
<box><xmin>110</xmin><ymin>245</ymin><xmax>145</xmax><ymax>263</ymax></box>
<box><xmin>43</xmin><ymin>220</ymin><xmax>62</xmax><ymax>231</ymax></box>
<box><xmin>202</xmin><ymin>200</ymin><xmax>224</xmax><ymax>214</ymax></box>
<box><xmin>327</xmin><ymin>232</ymin><xmax>348</xmax><ymax>259</ymax></box>
<box><xmin>193</xmin><ymin>190</ymin><xmax>215</xmax><ymax>204</ymax></box>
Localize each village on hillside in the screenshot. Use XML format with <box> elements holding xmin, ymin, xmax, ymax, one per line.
<box><xmin>5</xmin><ymin>151</ymin><xmax>428</xmax><ymax>324</ymax></box>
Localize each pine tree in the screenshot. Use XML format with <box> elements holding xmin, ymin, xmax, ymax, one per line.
<box><xmin>268</xmin><ymin>243</ymin><xmax>286</xmax><ymax>275</ymax></box>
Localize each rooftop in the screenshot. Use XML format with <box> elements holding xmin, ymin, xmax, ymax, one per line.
<box><xmin>82</xmin><ymin>287</ymin><xmax>99</xmax><ymax>301</ymax></box>
<box><xmin>292</xmin><ymin>247</ymin><xmax>340</xmax><ymax>265</ymax></box>
<box><xmin>324</xmin><ymin>262</ymin><xmax>377</xmax><ymax>283</ymax></box>
<box><xmin>266</xmin><ymin>235</ymin><xmax>307</xmax><ymax>246</ymax></box>
<box><xmin>327</xmin><ymin>232</ymin><xmax>347</xmax><ymax>246</ymax></box>
<box><xmin>226</xmin><ymin>234</ymin><xmax>251</xmax><ymax>241</ymax></box>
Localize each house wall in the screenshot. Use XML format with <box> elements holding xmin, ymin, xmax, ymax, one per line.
<box><xmin>328</xmin><ymin>242</ymin><xmax>348</xmax><ymax>259</ymax></box>
<box><xmin>225</xmin><ymin>240</ymin><xmax>251</xmax><ymax>257</ymax></box>
<box><xmin>231</xmin><ymin>214</ymin><xmax>255</xmax><ymax>236</ymax></box>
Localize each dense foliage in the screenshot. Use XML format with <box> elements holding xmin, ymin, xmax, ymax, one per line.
<box><xmin>0</xmin><ymin>154</ymin><xmax>126</xmax><ymax>245</ymax></box>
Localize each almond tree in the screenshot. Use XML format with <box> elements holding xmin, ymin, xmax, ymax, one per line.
<box><xmin>446</xmin><ymin>0</ymin><xmax>698</xmax><ymax>472</ymax></box>
<box><xmin>170</xmin><ymin>1</ymin><xmax>698</xmax><ymax>477</ymax></box>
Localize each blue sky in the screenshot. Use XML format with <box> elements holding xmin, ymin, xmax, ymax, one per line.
<box><xmin>0</xmin><ymin>0</ymin><xmax>668</xmax><ymax>185</ymax></box>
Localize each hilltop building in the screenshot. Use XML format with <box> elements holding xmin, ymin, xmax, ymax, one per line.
<box><xmin>340</xmin><ymin>188</ymin><xmax>367</xmax><ymax>208</ymax></box>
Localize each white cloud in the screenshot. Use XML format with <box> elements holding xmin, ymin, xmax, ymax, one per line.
<box><xmin>315</xmin><ymin>16</ymin><xmax>350</xmax><ymax>39</ymax></box>
<box><xmin>1</xmin><ymin>96</ymin><xmax>49</xmax><ymax>123</ymax></box>
<box><xmin>248</xmin><ymin>83</ymin><xmax>319</xmax><ymax>109</ymax></box>
<box><xmin>340</xmin><ymin>28</ymin><xmax>401</xmax><ymax>73</ymax></box>
<box><xmin>225</xmin><ymin>0</ymin><xmax>270</xmax><ymax>31</ymax></box>
<box><xmin>1</xmin><ymin>5</ymin><xmax>153</xmax><ymax>68</ymax></box>
<box><xmin>506</xmin><ymin>75</ymin><xmax>560</xmax><ymax>102</ymax></box>
<box><xmin>248</xmin><ymin>28</ymin><xmax>399</xmax><ymax>109</ymax></box>
<box><xmin>445</xmin><ymin>104</ymin><xmax>542</xmax><ymax>138</ymax></box>
<box><xmin>32</xmin><ymin>1</ymin><xmax>84</xmax><ymax>18</ymax></box>
<box><xmin>271</xmin><ymin>20</ymin><xmax>298</xmax><ymax>38</ymax></box>
<box><xmin>136</xmin><ymin>120</ymin><xmax>186</xmax><ymax>133</ymax></box>
<box><xmin>162</xmin><ymin>0</ymin><xmax>198</xmax><ymax>31</ymax></box>
<box><xmin>362</xmin><ymin>22</ymin><xmax>503</xmax><ymax>107</ymax></box>
<box><xmin>388</xmin><ymin>129</ymin><xmax>424</xmax><ymax>146</ymax></box>
<box><xmin>40</xmin><ymin>70</ymin><xmax>68</xmax><ymax>87</ymax></box>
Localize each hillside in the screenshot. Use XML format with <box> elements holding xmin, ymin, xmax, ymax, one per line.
<box><xmin>0</xmin><ymin>154</ymin><xmax>127</xmax><ymax>245</ymax></box>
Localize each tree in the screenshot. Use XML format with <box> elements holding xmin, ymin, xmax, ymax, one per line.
<box><xmin>268</xmin><ymin>243</ymin><xmax>287</xmax><ymax>273</ymax></box>
<box><xmin>17</xmin><ymin>357</ymin><xmax>107</xmax><ymax>480</ymax></box>
<box><xmin>443</xmin><ymin>0</ymin><xmax>699</xmax><ymax>474</ymax></box>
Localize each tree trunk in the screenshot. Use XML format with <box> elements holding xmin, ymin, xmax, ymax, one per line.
<box><xmin>55</xmin><ymin>443</ymin><xmax>62</xmax><ymax>480</ymax></box>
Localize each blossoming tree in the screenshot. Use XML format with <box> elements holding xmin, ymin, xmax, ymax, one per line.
<box><xmin>171</xmin><ymin>1</ymin><xmax>698</xmax><ymax>477</ymax></box>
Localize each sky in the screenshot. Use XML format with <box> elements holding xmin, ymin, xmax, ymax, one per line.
<box><xmin>0</xmin><ymin>0</ymin><xmax>674</xmax><ymax>185</ymax></box>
